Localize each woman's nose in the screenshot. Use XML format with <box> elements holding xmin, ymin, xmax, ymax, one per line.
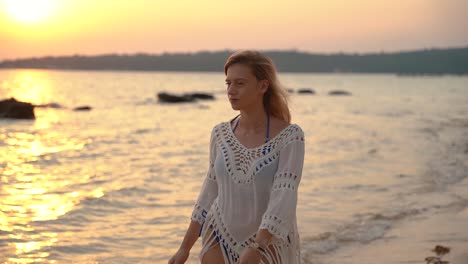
<box><xmin>227</xmin><ymin>85</ymin><xmax>236</xmax><ymax>95</ymax></box>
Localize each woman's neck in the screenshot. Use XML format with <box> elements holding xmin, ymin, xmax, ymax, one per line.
<box><xmin>238</xmin><ymin>106</ymin><xmax>268</xmax><ymax>133</ymax></box>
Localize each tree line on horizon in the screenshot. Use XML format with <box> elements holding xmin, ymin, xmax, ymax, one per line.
<box><xmin>0</xmin><ymin>47</ymin><xmax>467</xmax><ymax>74</ymax></box>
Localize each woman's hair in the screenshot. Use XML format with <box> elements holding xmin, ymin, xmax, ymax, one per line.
<box><xmin>224</xmin><ymin>50</ymin><xmax>291</xmax><ymax>123</ymax></box>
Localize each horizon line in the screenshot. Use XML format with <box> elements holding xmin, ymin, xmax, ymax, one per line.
<box><xmin>2</xmin><ymin>44</ymin><xmax>468</xmax><ymax>62</ymax></box>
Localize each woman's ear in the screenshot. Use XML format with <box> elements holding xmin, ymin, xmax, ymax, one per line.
<box><xmin>259</xmin><ymin>79</ymin><xmax>269</xmax><ymax>94</ymax></box>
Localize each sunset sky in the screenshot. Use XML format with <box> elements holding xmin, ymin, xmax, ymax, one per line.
<box><xmin>0</xmin><ymin>0</ymin><xmax>467</xmax><ymax>60</ymax></box>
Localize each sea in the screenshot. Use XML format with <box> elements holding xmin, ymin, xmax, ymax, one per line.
<box><xmin>1</xmin><ymin>69</ymin><xmax>467</xmax><ymax>264</ymax></box>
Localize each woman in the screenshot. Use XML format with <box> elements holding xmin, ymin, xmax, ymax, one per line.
<box><xmin>168</xmin><ymin>50</ymin><xmax>305</xmax><ymax>264</ymax></box>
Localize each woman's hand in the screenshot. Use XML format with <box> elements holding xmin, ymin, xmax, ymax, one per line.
<box><xmin>168</xmin><ymin>248</ymin><xmax>189</xmax><ymax>264</ymax></box>
<box><xmin>238</xmin><ymin>247</ymin><xmax>262</xmax><ymax>264</ymax></box>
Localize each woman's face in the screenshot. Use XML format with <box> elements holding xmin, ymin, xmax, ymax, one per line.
<box><xmin>225</xmin><ymin>63</ymin><xmax>268</xmax><ymax>111</ymax></box>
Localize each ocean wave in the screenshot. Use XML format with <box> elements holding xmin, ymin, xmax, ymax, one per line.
<box><xmin>38</xmin><ymin>213</ymin><xmax>92</xmax><ymax>227</ymax></box>
<box><xmin>423</xmin><ymin>120</ymin><xmax>468</xmax><ymax>187</ymax></box>
<box><xmin>133</xmin><ymin>128</ymin><xmax>160</xmax><ymax>134</ymax></box>
<box><xmin>344</xmin><ymin>184</ymin><xmax>389</xmax><ymax>193</ymax></box>
<box><xmin>376</xmin><ymin>109</ymin><xmax>414</xmax><ymax>118</ymax></box>
<box><xmin>108</xmin><ymin>186</ymin><xmax>151</xmax><ymax>197</ymax></box>
<box><xmin>301</xmin><ymin>198</ymin><xmax>467</xmax><ymax>258</ymax></box>
<box><xmin>302</xmin><ymin>217</ymin><xmax>393</xmax><ymax>255</ymax></box>
<box><xmin>50</xmin><ymin>188</ymin><xmax>148</xmax><ymax>222</ymax></box>
<box><xmin>52</xmin><ymin>242</ymin><xmax>109</xmax><ymax>254</ymax></box>
<box><xmin>426</xmin><ymin>156</ymin><xmax>467</xmax><ymax>185</ymax></box>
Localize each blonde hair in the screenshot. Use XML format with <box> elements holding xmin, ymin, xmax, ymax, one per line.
<box><xmin>224</xmin><ymin>50</ymin><xmax>291</xmax><ymax>123</ymax></box>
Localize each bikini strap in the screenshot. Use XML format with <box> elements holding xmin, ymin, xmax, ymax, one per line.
<box><xmin>265</xmin><ymin>113</ymin><xmax>270</xmax><ymax>143</ymax></box>
<box><xmin>231</xmin><ymin>113</ymin><xmax>270</xmax><ymax>144</ymax></box>
<box><xmin>231</xmin><ymin>114</ymin><xmax>241</xmax><ymax>132</ymax></box>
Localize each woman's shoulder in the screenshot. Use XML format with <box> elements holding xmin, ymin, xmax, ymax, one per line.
<box><xmin>209</xmin><ymin>121</ymin><xmax>229</xmax><ymax>139</ymax></box>
<box><xmin>288</xmin><ymin>123</ymin><xmax>304</xmax><ymax>136</ymax></box>
<box><xmin>212</xmin><ymin>121</ymin><xmax>228</xmax><ymax>131</ymax></box>
<box><xmin>212</xmin><ymin>116</ymin><xmax>239</xmax><ymax>133</ymax></box>
<box><xmin>271</xmin><ymin>117</ymin><xmax>304</xmax><ymax>140</ymax></box>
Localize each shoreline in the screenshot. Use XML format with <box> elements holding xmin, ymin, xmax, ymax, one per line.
<box><xmin>320</xmin><ymin>200</ymin><xmax>468</xmax><ymax>264</ymax></box>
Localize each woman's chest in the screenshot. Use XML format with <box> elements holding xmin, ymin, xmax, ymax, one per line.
<box><xmin>213</xmin><ymin>144</ymin><xmax>280</xmax><ymax>186</ymax></box>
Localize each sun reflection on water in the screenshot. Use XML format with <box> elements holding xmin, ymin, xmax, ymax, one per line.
<box><xmin>2</xmin><ymin>70</ymin><xmax>54</xmax><ymax>105</ymax></box>
<box><xmin>0</xmin><ymin>70</ymin><xmax>99</xmax><ymax>263</ymax></box>
<box><xmin>1</xmin><ymin>133</ymin><xmax>90</xmax><ymax>262</ymax></box>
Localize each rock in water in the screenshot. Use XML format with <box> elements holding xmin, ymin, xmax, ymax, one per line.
<box><xmin>297</xmin><ymin>89</ymin><xmax>316</xmax><ymax>94</ymax></box>
<box><xmin>328</xmin><ymin>90</ymin><xmax>352</xmax><ymax>96</ymax></box>
<box><xmin>0</xmin><ymin>98</ymin><xmax>35</xmax><ymax>119</ymax></box>
<box><xmin>157</xmin><ymin>92</ymin><xmax>195</xmax><ymax>103</ymax></box>
<box><xmin>73</xmin><ymin>106</ymin><xmax>92</xmax><ymax>111</ymax></box>
<box><xmin>186</xmin><ymin>93</ymin><xmax>215</xmax><ymax>100</ymax></box>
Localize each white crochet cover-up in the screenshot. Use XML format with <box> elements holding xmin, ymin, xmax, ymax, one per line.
<box><xmin>191</xmin><ymin>121</ymin><xmax>305</xmax><ymax>264</ymax></box>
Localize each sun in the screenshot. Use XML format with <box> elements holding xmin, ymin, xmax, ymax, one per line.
<box><xmin>4</xmin><ymin>0</ymin><xmax>56</xmax><ymax>23</ymax></box>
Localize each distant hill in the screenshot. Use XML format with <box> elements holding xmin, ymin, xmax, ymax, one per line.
<box><xmin>1</xmin><ymin>47</ymin><xmax>467</xmax><ymax>74</ymax></box>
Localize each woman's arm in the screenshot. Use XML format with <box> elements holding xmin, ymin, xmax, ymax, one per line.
<box><xmin>169</xmin><ymin>127</ymin><xmax>219</xmax><ymax>264</ymax></box>
<box><xmin>168</xmin><ymin>221</ymin><xmax>201</xmax><ymax>264</ymax></box>
<box><xmin>179</xmin><ymin>220</ymin><xmax>202</xmax><ymax>251</ymax></box>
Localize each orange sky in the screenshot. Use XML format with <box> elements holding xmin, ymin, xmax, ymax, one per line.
<box><xmin>0</xmin><ymin>0</ymin><xmax>467</xmax><ymax>60</ymax></box>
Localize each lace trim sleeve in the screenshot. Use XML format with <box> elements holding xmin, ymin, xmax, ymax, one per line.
<box><xmin>190</xmin><ymin>126</ymin><xmax>219</xmax><ymax>226</ymax></box>
<box><xmin>259</xmin><ymin>127</ymin><xmax>305</xmax><ymax>242</ymax></box>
